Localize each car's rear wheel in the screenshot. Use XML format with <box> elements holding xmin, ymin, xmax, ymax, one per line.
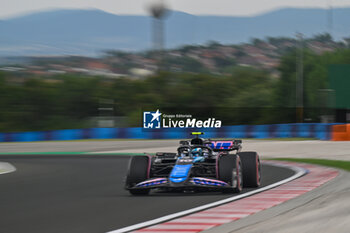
<box><xmin>239</xmin><ymin>152</ymin><xmax>261</xmax><ymax>187</ymax></box>
<box><xmin>218</xmin><ymin>154</ymin><xmax>243</xmax><ymax>193</ymax></box>
<box><xmin>125</xmin><ymin>155</ymin><xmax>151</xmax><ymax>195</ymax></box>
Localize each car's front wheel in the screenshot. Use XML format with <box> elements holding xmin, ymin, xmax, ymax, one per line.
<box><xmin>218</xmin><ymin>154</ymin><xmax>243</xmax><ymax>193</ymax></box>
<box><xmin>129</xmin><ymin>189</ymin><xmax>150</xmax><ymax>195</ymax></box>
<box><xmin>125</xmin><ymin>155</ymin><xmax>151</xmax><ymax>195</ymax></box>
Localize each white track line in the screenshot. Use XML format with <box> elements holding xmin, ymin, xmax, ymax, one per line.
<box><xmin>0</xmin><ymin>162</ymin><xmax>16</xmax><ymax>175</ymax></box>
<box><xmin>106</xmin><ymin>162</ymin><xmax>306</xmax><ymax>233</ymax></box>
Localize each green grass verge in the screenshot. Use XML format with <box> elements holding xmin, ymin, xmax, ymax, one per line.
<box><xmin>271</xmin><ymin>158</ymin><xmax>350</xmax><ymax>172</ymax></box>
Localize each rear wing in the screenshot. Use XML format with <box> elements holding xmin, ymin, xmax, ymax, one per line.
<box><xmin>208</xmin><ymin>140</ymin><xmax>242</xmax><ymax>152</ymax></box>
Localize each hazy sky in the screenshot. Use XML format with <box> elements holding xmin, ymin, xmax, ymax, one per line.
<box><xmin>1</xmin><ymin>0</ymin><xmax>350</xmax><ymax>19</ymax></box>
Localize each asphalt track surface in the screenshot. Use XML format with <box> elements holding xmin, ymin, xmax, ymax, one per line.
<box><xmin>0</xmin><ymin>155</ymin><xmax>294</xmax><ymax>233</ymax></box>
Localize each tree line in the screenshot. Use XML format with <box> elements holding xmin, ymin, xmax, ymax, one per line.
<box><xmin>0</xmin><ymin>48</ymin><xmax>349</xmax><ymax>132</ymax></box>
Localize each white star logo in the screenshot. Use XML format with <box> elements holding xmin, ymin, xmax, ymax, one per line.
<box><xmin>151</xmin><ymin>109</ymin><xmax>162</xmax><ymax>122</ymax></box>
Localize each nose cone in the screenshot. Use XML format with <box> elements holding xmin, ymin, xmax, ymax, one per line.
<box><xmin>169</xmin><ymin>164</ymin><xmax>192</xmax><ymax>183</ymax></box>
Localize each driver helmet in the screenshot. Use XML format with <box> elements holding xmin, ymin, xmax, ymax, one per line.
<box><xmin>191</xmin><ymin>148</ymin><xmax>203</xmax><ymax>157</ymax></box>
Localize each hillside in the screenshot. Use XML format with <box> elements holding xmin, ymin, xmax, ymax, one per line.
<box><xmin>0</xmin><ymin>8</ymin><xmax>349</xmax><ymax>56</ymax></box>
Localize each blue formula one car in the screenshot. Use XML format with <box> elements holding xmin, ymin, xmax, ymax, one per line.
<box><xmin>125</xmin><ymin>132</ymin><xmax>261</xmax><ymax>195</ymax></box>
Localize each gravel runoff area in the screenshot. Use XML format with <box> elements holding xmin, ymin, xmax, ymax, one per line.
<box><xmin>1</xmin><ymin>139</ymin><xmax>350</xmax><ymax>161</ymax></box>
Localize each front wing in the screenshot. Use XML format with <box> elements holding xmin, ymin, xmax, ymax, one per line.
<box><xmin>129</xmin><ymin>177</ymin><xmax>231</xmax><ymax>190</ymax></box>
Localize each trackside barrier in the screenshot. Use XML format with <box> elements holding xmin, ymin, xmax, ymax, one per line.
<box><xmin>0</xmin><ymin>123</ymin><xmax>336</xmax><ymax>142</ymax></box>
<box><xmin>331</xmin><ymin>124</ymin><xmax>350</xmax><ymax>141</ymax></box>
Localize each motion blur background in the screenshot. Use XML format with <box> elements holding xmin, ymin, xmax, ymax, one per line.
<box><xmin>0</xmin><ymin>0</ymin><xmax>350</xmax><ymax>133</ymax></box>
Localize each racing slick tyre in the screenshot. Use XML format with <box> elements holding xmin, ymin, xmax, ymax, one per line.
<box><xmin>238</xmin><ymin>152</ymin><xmax>261</xmax><ymax>187</ymax></box>
<box><xmin>218</xmin><ymin>154</ymin><xmax>243</xmax><ymax>193</ymax></box>
<box><xmin>125</xmin><ymin>155</ymin><xmax>150</xmax><ymax>195</ymax></box>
